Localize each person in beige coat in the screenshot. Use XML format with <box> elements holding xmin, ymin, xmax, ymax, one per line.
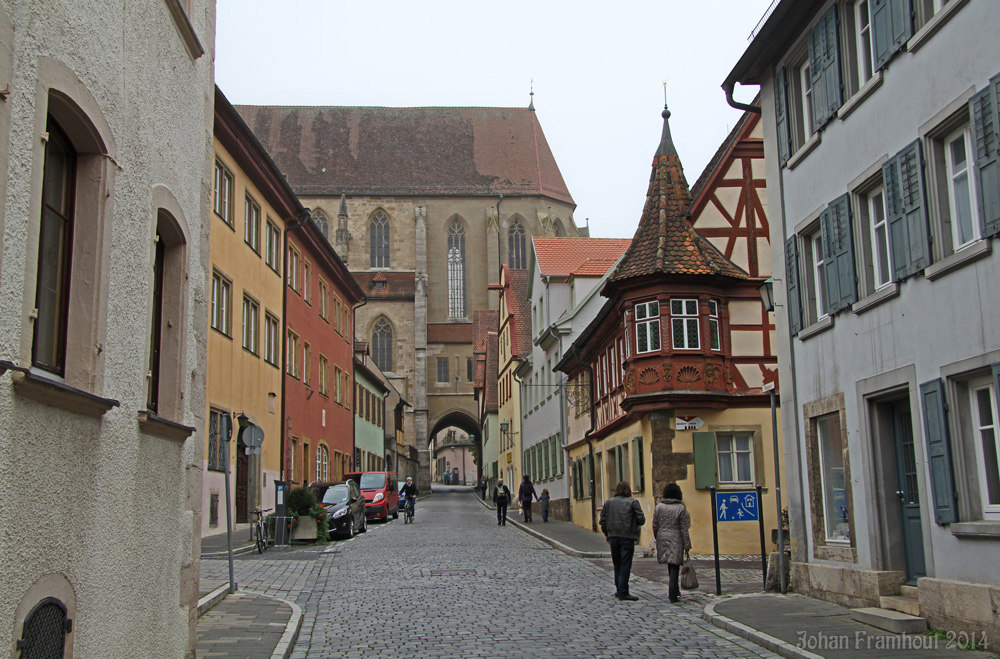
<box><xmin>652</xmin><ymin>482</ymin><xmax>691</xmax><ymax>603</ymax></box>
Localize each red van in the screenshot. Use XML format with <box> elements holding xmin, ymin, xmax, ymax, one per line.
<box><xmin>345</xmin><ymin>471</ymin><xmax>398</xmax><ymax>522</ymax></box>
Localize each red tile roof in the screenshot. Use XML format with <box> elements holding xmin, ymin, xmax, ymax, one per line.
<box><xmin>532</xmin><ymin>237</ymin><xmax>632</xmax><ymax>277</ymax></box>
<box><xmin>353</xmin><ymin>271</ymin><xmax>416</xmax><ymax>300</ymax></box>
<box><xmin>428</xmin><ymin>323</ymin><xmax>473</xmax><ymax>344</ymax></box>
<box><xmin>570</xmin><ymin>257</ymin><xmax>624</xmax><ymax>278</ymax></box>
<box><xmin>610</xmin><ymin>109</ymin><xmax>746</xmax><ymax>286</ymax></box>
<box><xmin>234</xmin><ymin>105</ymin><xmax>574</xmax><ymax>205</ymax></box>
<box><xmin>503</xmin><ymin>267</ymin><xmax>532</xmax><ymax>358</ymax></box>
<box><xmin>484</xmin><ymin>333</ymin><xmax>499</xmax><ymax>412</ymax></box>
<box><xmin>472</xmin><ymin>310</ymin><xmax>499</xmax><ymax>352</ymax></box>
<box><xmin>473</xmin><ymin>311</ymin><xmax>499</xmax><ymax>409</ymax></box>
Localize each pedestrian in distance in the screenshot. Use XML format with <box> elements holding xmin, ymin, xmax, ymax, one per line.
<box><xmin>652</xmin><ymin>482</ymin><xmax>692</xmax><ymax>603</ymax></box>
<box><xmin>539</xmin><ymin>488</ymin><xmax>551</xmax><ymax>522</ymax></box>
<box><xmin>493</xmin><ymin>478</ymin><xmax>512</xmax><ymax>525</ymax></box>
<box><xmin>518</xmin><ymin>474</ymin><xmax>539</xmax><ymax>522</ymax></box>
<box><xmin>480</xmin><ymin>476</ymin><xmax>488</xmax><ymax>501</ymax></box>
<box><xmin>599</xmin><ymin>481</ymin><xmax>646</xmax><ymax>601</ymax></box>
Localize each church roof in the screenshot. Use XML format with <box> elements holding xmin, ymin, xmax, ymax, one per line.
<box><xmin>610</xmin><ymin>107</ymin><xmax>747</xmax><ymax>285</ymax></box>
<box><xmin>532</xmin><ymin>237</ymin><xmax>632</xmax><ymax>277</ymax></box>
<box><xmin>233</xmin><ymin>105</ymin><xmax>575</xmax><ymax>205</ymax></box>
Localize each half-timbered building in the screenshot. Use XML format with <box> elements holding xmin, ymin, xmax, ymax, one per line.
<box><xmin>558</xmin><ymin>105</ymin><xmax>782</xmax><ymax>555</ymax></box>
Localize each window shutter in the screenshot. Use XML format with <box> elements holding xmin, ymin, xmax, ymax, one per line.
<box><xmin>693</xmin><ymin>431</ymin><xmax>717</xmax><ymax>489</ymax></box>
<box><xmin>919</xmin><ymin>379</ymin><xmax>958</xmax><ymax>525</ymax></box>
<box><xmin>808</xmin><ymin>5</ymin><xmax>843</xmax><ymax>130</ymax></box>
<box><xmin>971</xmin><ymin>77</ymin><xmax>1000</xmax><ymax>237</ymax></box>
<box><xmin>823</xmin><ymin>194</ymin><xmax>858</xmax><ymax>313</ymax></box>
<box><xmin>784</xmin><ymin>237</ymin><xmax>803</xmax><ymax>335</ymax></box>
<box><xmin>632</xmin><ymin>437</ymin><xmax>645</xmax><ymax>493</ymax></box>
<box><xmin>871</xmin><ymin>0</ymin><xmax>912</xmax><ymax>71</ymax></box>
<box><xmin>883</xmin><ymin>140</ymin><xmax>931</xmax><ymax>279</ymax></box>
<box><xmin>774</xmin><ymin>67</ymin><xmax>792</xmax><ymax>167</ymax></box>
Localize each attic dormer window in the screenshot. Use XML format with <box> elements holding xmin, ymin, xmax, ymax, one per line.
<box><xmin>373</xmin><ymin>280</ymin><xmax>386</xmax><ymax>291</ymax></box>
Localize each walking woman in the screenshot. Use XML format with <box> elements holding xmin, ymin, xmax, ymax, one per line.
<box><xmin>599</xmin><ymin>481</ymin><xmax>645</xmax><ymax>601</ymax></box>
<box><xmin>652</xmin><ymin>482</ymin><xmax>692</xmax><ymax>603</ymax></box>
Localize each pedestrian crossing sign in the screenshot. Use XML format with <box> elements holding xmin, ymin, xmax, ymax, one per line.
<box><xmin>715</xmin><ymin>491</ymin><xmax>759</xmax><ymax>522</ymax></box>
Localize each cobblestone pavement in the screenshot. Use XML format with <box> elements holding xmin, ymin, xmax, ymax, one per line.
<box><xmin>202</xmin><ymin>492</ymin><xmax>780</xmax><ymax>658</ymax></box>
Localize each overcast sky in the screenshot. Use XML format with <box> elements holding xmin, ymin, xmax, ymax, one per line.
<box><xmin>215</xmin><ymin>1</ymin><xmax>773</xmax><ymax>239</ymax></box>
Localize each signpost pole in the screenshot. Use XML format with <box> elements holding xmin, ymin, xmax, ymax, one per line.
<box><xmin>757</xmin><ymin>484</ymin><xmax>767</xmax><ymax>589</ymax></box>
<box><xmin>221</xmin><ymin>416</ymin><xmax>236</xmax><ymax>594</ymax></box>
<box><xmin>767</xmin><ymin>384</ymin><xmax>787</xmax><ymax>594</ymax></box>
<box><xmin>710</xmin><ymin>486</ymin><xmax>721</xmax><ymax>596</ymax></box>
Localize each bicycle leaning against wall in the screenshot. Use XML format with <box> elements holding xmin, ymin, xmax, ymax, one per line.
<box><xmin>252</xmin><ymin>508</ymin><xmax>271</xmax><ymax>553</ymax></box>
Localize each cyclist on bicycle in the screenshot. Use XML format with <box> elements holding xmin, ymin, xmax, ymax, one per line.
<box><xmin>399</xmin><ymin>476</ymin><xmax>418</xmax><ymax>518</ymax></box>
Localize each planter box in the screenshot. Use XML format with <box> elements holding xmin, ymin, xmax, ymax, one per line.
<box><xmin>291</xmin><ymin>518</ymin><xmax>318</xmax><ymax>542</ymax></box>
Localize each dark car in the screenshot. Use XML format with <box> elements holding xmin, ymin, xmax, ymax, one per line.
<box><xmin>310</xmin><ymin>480</ymin><xmax>367</xmax><ymax>539</ymax></box>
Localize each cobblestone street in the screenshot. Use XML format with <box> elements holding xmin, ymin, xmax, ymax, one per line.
<box><xmin>201</xmin><ymin>492</ymin><xmax>778</xmax><ymax>658</ymax></box>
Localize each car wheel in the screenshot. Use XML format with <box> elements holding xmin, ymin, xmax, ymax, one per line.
<box><xmin>392</xmin><ymin>507</ymin><xmax>398</xmax><ymax>520</ymax></box>
<box><xmin>346</xmin><ymin>518</ymin><xmax>354</xmax><ymax>539</ymax></box>
<box><xmin>359</xmin><ymin>516</ymin><xmax>367</xmax><ymax>533</ymax></box>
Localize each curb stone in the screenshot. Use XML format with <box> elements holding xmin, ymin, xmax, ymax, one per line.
<box><xmin>196</xmin><ymin>583</ymin><xmax>230</xmax><ymax>617</ymax></box>
<box><xmin>265</xmin><ymin>595</ymin><xmax>302</xmax><ymax>659</ymax></box>
<box><xmin>703</xmin><ymin>596</ymin><xmax>824</xmax><ymax>659</ymax></box>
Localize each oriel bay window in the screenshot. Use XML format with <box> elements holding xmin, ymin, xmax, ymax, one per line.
<box><xmin>670</xmin><ymin>299</ymin><xmax>700</xmax><ymax>350</ymax></box>
<box><xmin>634</xmin><ymin>301</ymin><xmax>660</xmax><ymax>354</ymax></box>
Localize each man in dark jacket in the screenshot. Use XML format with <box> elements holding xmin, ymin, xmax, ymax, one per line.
<box><xmin>518</xmin><ymin>475</ymin><xmax>539</xmax><ymax>522</ymax></box>
<box><xmin>399</xmin><ymin>476</ymin><xmax>418</xmax><ymax>517</ymax></box>
<box><xmin>493</xmin><ymin>478</ymin><xmax>512</xmax><ymax>526</ymax></box>
<box><xmin>599</xmin><ymin>481</ymin><xmax>646</xmax><ymax>601</ymax></box>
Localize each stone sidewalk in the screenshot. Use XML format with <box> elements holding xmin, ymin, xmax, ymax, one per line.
<box><xmin>197</xmin><ymin>589</ymin><xmax>302</xmax><ymax>659</ymax></box>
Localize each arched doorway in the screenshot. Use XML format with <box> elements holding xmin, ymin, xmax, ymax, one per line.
<box><xmin>428</xmin><ymin>410</ymin><xmax>480</xmax><ymax>488</ymax></box>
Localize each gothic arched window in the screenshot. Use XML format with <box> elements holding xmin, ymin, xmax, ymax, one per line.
<box><xmin>448</xmin><ymin>219</ymin><xmax>466</xmax><ymax>318</ymax></box>
<box><xmin>553</xmin><ymin>218</ymin><xmax>566</xmax><ymax>237</ymax></box>
<box><xmin>312</xmin><ymin>210</ymin><xmax>329</xmax><ymax>240</ymax></box>
<box><xmin>370</xmin><ymin>210</ymin><xmax>390</xmax><ymax>268</ymax></box>
<box><xmin>508</xmin><ymin>220</ymin><xmax>526</xmax><ymax>269</ymax></box>
<box><xmin>372</xmin><ymin>318</ymin><xmax>393</xmax><ymax>372</ymax></box>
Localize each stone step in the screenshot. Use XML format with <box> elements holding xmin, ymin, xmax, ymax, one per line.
<box><xmin>879</xmin><ymin>594</ymin><xmax>920</xmax><ymax>616</ymax></box>
<box><xmin>197</xmin><ymin>583</ymin><xmax>230</xmax><ymax>617</ymax></box>
<box><xmin>899</xmin><ymin>584</ymin><xmax>918</xmax><ymax>598</ymax></box>
<box><xmin>850</xmin><ymin>607</ymin><xmax>927</xmax><ymax>634</ymax></box>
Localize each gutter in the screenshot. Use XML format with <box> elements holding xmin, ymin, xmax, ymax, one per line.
<box><xmin>724</xmin><ymin>82</ymin><xmax>762</xmax><ymax>114</ymax></box>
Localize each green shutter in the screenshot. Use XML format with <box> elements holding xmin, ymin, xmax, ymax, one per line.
<box><xmin>920</xmin><ymin>379</ymin><xmax>958</xmax><ymax>525</ymax></box>
<box><xmin>693</xmin><ymin>431</ymin><xmax>717</xmax><ymax>490</ymax></box>
<box><xmin>632</xmin><ymin>437</ymin><xmax>645</xmax><ymax>493</ymax></box>
<box><xmin>775</xmin><ymin>67</ymin><xmax>792</xmax><ymax>167</ymax></box>
<box><xmin>971</xmin><ymin>77</ymin><xmax>1000</xmax><ymax>237</ymax></box>
<box><xmin>871</xmin><ymin>0</ymin><xmax>912</xmax><ymax>71</ymax></box>
<box><xmin>808</xmin><ymin>5</ymin><xmax>843</xmax><ymax>130</ymax></box>
<box><xmin>821</xmin><ymin>194</ymin><xmax>858</xmax><ymax>314</ymax></box>
<box><xmin>883</xmin><ymin>140</ymin><xmax>931</xmax><ymax>280</ymax></box>
<box><xmin>785</xmin><ymin>237</ymin><xmax>803</xmax><ymax>335</ymax></box>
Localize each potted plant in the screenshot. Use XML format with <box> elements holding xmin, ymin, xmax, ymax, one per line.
<box><xmin>289</xmin><ymin>487</ymin><xmax>319</xmax><ymax>542</ymax></box>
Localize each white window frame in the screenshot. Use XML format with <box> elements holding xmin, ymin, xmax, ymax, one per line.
<box><xmin>799</xmin><ymin>60</ymin><xmax>814</xmax><ymax>142</ymax></box>
<box><xmin>214</xmin><ymin>160</ymin><xmax>233</xmax><ymax>225</ymax></box>
<box><xmin>242</xmin><ymin>295</ymin><xmax>258</xmax><ymax>354</ymax></box>
<box><xmin>865</xmin><ymin>187</ymin><xmax>893</xmax><ymax>290</ymax></box>
<box><xmin>634</xmin><ymin>301</ymin><xmax>660</xmax><ymax>354</ymax></box>
<box><xmin>263</xmin><ymin>312</ymin><xmax>279</xmax><ymax>365</ymax></box>
<box><xmin>810</xmin><ymin>232</ymin><xmax>828</xmax><ymax>321</ymax></box>
<box><xmin>854</xmin><ymin>0</ymin><xmax>874</xmax><ymax>86</ymax></box>
<box><xmin>708</xmin><ymin>300</ymin><xmax>721</xmax><ymax>351</ymax></box>
<box><xmin>287</xmin><ymin>245</ymin><xmax>301</xmax><ymax>293</ymax></box>
<box><xmin>970</xmin><ymin>377</ymin><xmax>1000</xmax><ymax>519</ymax></box>
<box><xmin>287</xmin><ymin>330</ymin><xmax>299</xmax><ymax>378</ymax></box>
<box><xmin>244</xmin><ymin>194</ymin><xmax>260</xmax><ymax>252</ymax></box>
<box><xmin>670</xmin><ymin>299</ymin><xmax>700</xmax><ymax>350</ymax></box>
<box><xmin>211</xmin><ymin>271</ymin><xmax>231</xmax><ymax>335</ymax></box>
<box><xmin>265</xmin><ymin>219</ymin><xmax>280</xmax><ymax>272</ymax></box>
<box><xmin>944</xmin><ymin>126</ymin><xmax>980</xmax><ymax>250</ymax></box>
<box><xmin>717</xmin><ymin>433</ymin><xmax>754</xmax><ymax>484</ymax></box>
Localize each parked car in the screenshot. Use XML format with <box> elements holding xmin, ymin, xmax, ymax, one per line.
<box><xmin>345</xmin><ymin>471</ymin><xmax>398</xmax><ymax>521</ymax></box>
<box><xmin>310</xmin><ymin>480</ymin><xmax>367</xmax><ymax>539</ymax></box>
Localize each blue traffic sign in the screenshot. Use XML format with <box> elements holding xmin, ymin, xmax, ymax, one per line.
<box><xmin>715</xmin><ymin>491</ymin><xmax>759</xmax><ymax>522</ymax></box>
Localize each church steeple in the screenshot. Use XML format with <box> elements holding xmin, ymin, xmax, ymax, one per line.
<box><xmin>654</xmin><ymin>104</ymin><xmax>677</xmax><ymax>158</ymax></box>
<box><xmin>334</xmin><ymin>193</ymin><xmax>351</xmax><ymax>263</ymax></box>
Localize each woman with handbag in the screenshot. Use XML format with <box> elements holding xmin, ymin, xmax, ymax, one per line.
<box><xmin>652</xmin><ymin>482</ymin><xmax>692</xmax><ymax>603</ymax></box>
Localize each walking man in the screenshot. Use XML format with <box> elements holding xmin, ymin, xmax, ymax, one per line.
<box><xmin>493</xmin><ymin>478</ymin><xmax>512</xmax><ymax>525</ymax></box>
<box><xmin>600</xmin><ymin>481</ymin><xmax>645</xmax><ymax>600</ymax></box>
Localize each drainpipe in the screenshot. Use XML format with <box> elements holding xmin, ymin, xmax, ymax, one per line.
<box><xmin>571</xmin><ymin>348</ymin><xmax>598</xmax><ymax>532</ymax></box>
<box><xmin>351</xmin><ymin>296</ymin><xmax>368</xmax><ymax>472</ymax></box>
<box><xmin>723</xmin><ymin>80</ymin><xmax>762</xmax><ymax>114</ymax></box>
<box><xmin>281</xmin><ymin>209</ymin><xmax>311</xmax><ymax>484</ymax></box>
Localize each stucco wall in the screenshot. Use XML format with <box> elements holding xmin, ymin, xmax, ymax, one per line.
<box><xmin>0</xmin><ymin>1</ymin><xmax>214</xmax><ymax>656</ymax></box>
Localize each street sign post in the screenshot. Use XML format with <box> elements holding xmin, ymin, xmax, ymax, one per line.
<box><xmin>711</xmin><ymin>487</ymin><xmax>768</xmax><ymax>590</ymax></box>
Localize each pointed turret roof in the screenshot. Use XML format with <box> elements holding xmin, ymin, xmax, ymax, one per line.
<box><xmin>609</xmin><ymin>106</ymin><xmax>746</xmax><ymax>285</ymax></box>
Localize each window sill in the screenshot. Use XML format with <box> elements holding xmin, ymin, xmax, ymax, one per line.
<box><xmin>907</xmin><ymin>0</ymin><xmax>969</xmax><ymax>54</ymax></box>
<box><xmin>164</xmin><ymin>0</ymin><xmax>205</xmax><ymax>59</ymax></box>
<box><xmin>838</xmin><ymin>71</ymin><xmax>884</xmax><ymax>121</ymax></box>
<box><xmin>138</xmin><ymin>410</ymin><xmax>196</xmax><ymax>442</ymax></box>
<box><xmin>11</xmin><ymin>369</ymin><xmax>120</xmax><ymax>418</ymax></box>
<box><xmin>852</xmin><ymin>282</ymin><xmax>900</xmax><ymax>315</ymax></box>
<box><xmin>797</xmin><ymin>315</ymin><xmax>834</xmax><ymax>340</ymax></box>
<box><xmin>0</xmin><ymin>359</ymin><xmax>14</xmax><ymax>376</ymax></box>
<box><xmin>787</xmin><ymin>132</ymin><xmax>822</xmax><ymax>170</ymax></box>
<box><xmin>924</xmin><ymin>239</ymin><xmax>991</xmax><ymax>280</ymax></box>
<box><xmin>211</xmin><ymin>327</ymin><xmax>232</xmax><ymax>340</ymax></box>
<box><xmin>950</xmin><ymin>520</ymin><xmax>1000</xmax><ymax>538</ymax></box>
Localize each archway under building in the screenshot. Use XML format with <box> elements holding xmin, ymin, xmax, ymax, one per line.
<box><xmin>427</xmin><ymin>409</ymin><xmax>480</xmax><ymax>489</ymax></box>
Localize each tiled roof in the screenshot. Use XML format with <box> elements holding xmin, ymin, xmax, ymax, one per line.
<box><xmin>428</xmin><ymin>323</ymin><xmax>473</xmax><ymax>344</ymax></box>
<box><xmin>610</xmin><ymin>108</ymin><xmax>746</xmax><ymax>284</ymax></box>
<box><xmin>570</xmin><ymin>257</ymin><xmax>624</xmax><ymax>278</ymax></box>
<box><xmin>484</xmin><ymin>333</ymin><xmax>499</xmax><ymax>412</ymax></box>
<box><xmin>472</xmin><ymin>310</ymin><xmax>499</xmax><ymax>400</ymax></box>
<box><xmin>532</xmin><ymin>237</ymin><xmax>632</xmax><ymax>277</ymax></box>
<box><xmin>353</xmin><ymin>271</ymin><xmax>416</xmax><ymax>300</ymax></box>
<box><xmin>472</xmin><ymin>310</ymin><xmax>499</xmax><ymax>352</ymax></box>
<box><xmin>234</xmin><ymin>105</ymin><xmax>574</xmax><ymax>205</ymax></box>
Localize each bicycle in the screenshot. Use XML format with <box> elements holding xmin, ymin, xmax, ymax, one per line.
<box><xmin>252</xmin><ymin>508</ymin><xmax>271</xmax><ymax>553</ymax></box>
<box><xmin>403</xmin><ymin>496</ymin><xmax>415</xmax><ymax>524</ymax></box>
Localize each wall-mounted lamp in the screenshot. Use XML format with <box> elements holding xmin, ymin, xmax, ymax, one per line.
<box><xmin>757</xmin><ymin>277</ymin><xmax>775</xmax><ymax>313</ymax></box>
